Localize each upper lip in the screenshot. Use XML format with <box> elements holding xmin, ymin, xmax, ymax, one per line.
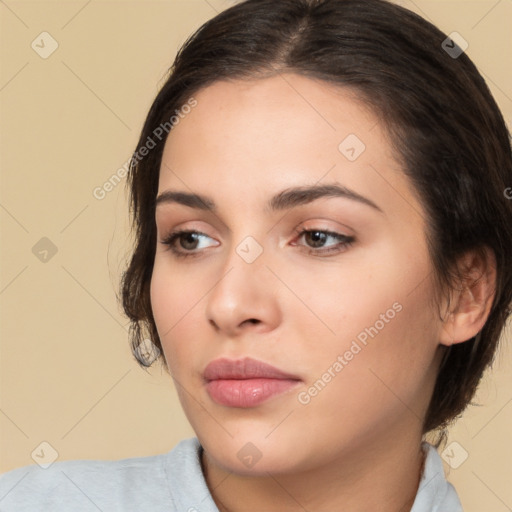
<box><xmin>203</xmin><ymin>357</ymin><xmax>301</xmax><ymax>381</ymax></box>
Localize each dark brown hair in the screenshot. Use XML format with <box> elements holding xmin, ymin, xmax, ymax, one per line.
<box><xmin>120</xmin><ymin>0</ymin><xmax>512</xmax><ymax>434</ymax></box>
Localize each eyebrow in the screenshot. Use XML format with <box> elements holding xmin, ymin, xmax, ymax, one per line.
<box><xmin>155</xmin><ymin>183</ymin><xmax>383</xmax><ymax>214</ymax></box>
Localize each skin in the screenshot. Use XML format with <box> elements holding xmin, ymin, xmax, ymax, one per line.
<box><xmin>150</xmin><ymin>73</ymin><xmax>494</xmax><ymax>512</ymax></box>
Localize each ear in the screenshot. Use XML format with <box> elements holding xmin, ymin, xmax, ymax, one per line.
<box><xmin>439</xmin><ymin>246</ymin><xmax>497</xmax><ymax>346</ymax></box>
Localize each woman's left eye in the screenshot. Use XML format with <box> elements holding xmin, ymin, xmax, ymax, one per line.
<box><xmin>159</xmin><ymin>228</ymin><xmax>355</xmax><ymax>258</ymax></box>
<box><xmin>292</xmin><ymin>228</ymin><xmax>355</xmax><ymax>256</ymax></box>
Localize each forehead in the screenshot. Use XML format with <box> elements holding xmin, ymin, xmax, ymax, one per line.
<box><xmin>163</xmin><ymin>73</ymin><xmax>385</xmax><ymax>167</ymax></box>
<box><xmin>158</xmin><ymin>73</ymin><xmax>421</xmax><ymax>222</ymax></box>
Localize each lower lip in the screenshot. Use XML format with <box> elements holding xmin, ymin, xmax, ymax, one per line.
<box><xmin>206</xmin><ymin>378</ymin><xmax>300</xmax><ymax>408</ymax></box>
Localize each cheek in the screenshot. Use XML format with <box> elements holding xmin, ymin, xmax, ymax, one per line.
<box><xmin>282</xmin><ymin>237</ymin><xmax>426</xmax><ymax>340</ymax></box>
<box><xmin>293</xmin><ymin>236</ymin><xmax>439</xmax><ymax>395</ymax></box>
<box><xmin>314</xmin><ymin>280</ymin><xmax>439</xmax><ymax>429</ymax></box>
<box><xmin>150</xmin><ymin>259</ymin><xmax>205</xmax><ymax>372</ymax></box>
<box><xmin>293</xmin><ymin>294</ymin><xmax>439</xmax><ymax>453</ymax></box>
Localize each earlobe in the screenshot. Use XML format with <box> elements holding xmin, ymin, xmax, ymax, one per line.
<box><xmin>439</xmin><ymin>246</ymin><xmax>497</xmax><ymax>346</ymax></box>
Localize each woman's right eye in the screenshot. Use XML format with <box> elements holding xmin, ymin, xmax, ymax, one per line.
<box><xmin>159</xmin><ymin>230</ymin><xmax>218</xmax><ymax>258</ymax></box>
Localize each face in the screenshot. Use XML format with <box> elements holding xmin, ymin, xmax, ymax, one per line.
<box><xmin>150</xmin><ymin>73</ymin><xmax>445</xmax><ymax>475</ymax></box>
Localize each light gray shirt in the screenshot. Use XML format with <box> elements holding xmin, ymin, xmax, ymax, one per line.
<box><xmin>0</xmin><ymin>438</ymin><xmax>463</xmax><ymax>511</ymax></box>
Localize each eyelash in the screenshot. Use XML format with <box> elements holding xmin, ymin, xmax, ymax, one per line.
<box><xmin>159</xmin><ymin>228</ymin><xmax>354</xmax><ymax>259</ymax></box>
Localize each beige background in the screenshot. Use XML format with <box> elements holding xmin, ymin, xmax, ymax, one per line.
<box><xmin>1</xmin><ymin>0</ymin><xmax>511</xmax><ymax>510</ymax></box>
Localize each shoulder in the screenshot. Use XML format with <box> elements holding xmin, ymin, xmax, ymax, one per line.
<box><xmin>0</xmin><ymin>438</ymin><xmax>206</xmax><ymax>512</ymax></box>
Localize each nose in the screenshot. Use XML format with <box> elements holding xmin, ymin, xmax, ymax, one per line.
<box><xmin>204</xmin><ymin>240</ymin><xmax>282</xmax><ymax>337</ymax></box>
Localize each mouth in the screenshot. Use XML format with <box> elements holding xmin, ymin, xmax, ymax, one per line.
<box><xmin>203</xmin><ymin>357</ymin><xmax>302</xmax><ymax>408</ymax></box>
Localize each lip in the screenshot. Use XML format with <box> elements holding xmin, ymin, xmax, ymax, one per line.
<box><xmin>203</xmin><ymin>357</ymin><xmax>302</xmax><ymax>408</ymax></box>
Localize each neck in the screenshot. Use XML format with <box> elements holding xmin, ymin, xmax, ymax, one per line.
<box><xmin>201</xmin><ymin>428</ymin><xmax>426</xmax><ymax>512</ymax></box>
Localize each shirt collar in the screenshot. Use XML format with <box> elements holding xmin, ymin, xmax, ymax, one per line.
<box><xmin>410</xmin><ymin>442</ymin><xmax>464</xmax><ymax>512</ymax></box>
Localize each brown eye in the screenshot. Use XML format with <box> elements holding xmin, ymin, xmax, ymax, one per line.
<box><xmin>293</xmin><ymin>228</ymin><xmax>355</xmax><ymax>256</ymax></box>
<box><xmin>159</xmin><ymin>230</ymin><xmax>218</xmax><ymax>258</ymax></box>
<box><xmin>304</xmin><ymin>230</ymin><xmax>329</xmax><ymax>248</ymax></box>
<box><xmin>178</xmin><ymin>232</ymin><xmax>201</xmax><ymax>250</ymax></box>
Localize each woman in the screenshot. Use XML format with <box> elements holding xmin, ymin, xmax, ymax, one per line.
<box><xmin>1</xmin><ymin>0</ymin><xmax>511</xmax><ymax>510</ymax></box>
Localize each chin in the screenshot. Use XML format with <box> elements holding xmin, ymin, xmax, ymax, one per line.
<box><xmin>198</xmin><ymin>429</ymin><xmax>303</xmax><ymax>476</ymax></box>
